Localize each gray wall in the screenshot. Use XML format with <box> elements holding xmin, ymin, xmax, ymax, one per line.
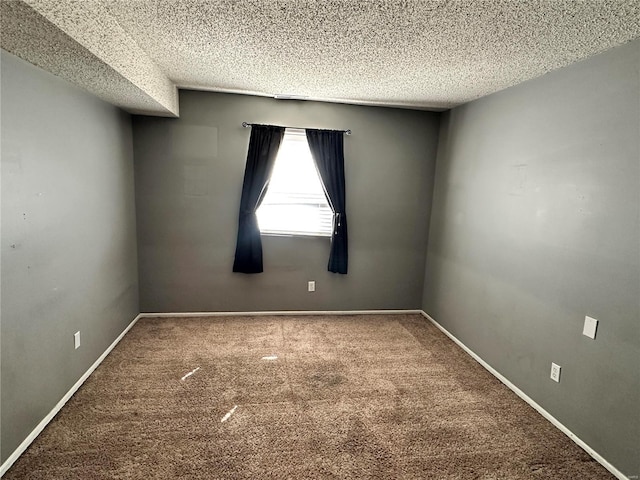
<box><xmin>133</xmin><ymin>91</ymin><xmax>440</xmax><ymax>312</ymax></box>
<box><xmin>423</xmin><ymin>39</ymin><xmax>639</xmax><ymax>476</ymax></box>
<box><xmin>1</xmin><ymin>51</ymin><xmax>139</xmax><ymax>462</ymax></box>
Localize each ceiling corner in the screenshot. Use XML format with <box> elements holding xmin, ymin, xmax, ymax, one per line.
<box><xmin>1</xmin><ymin>0</ymin><xmax>179</xmax><ymax>117</ymax></box>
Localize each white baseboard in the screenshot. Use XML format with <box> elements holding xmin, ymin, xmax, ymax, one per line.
<box><xmin>419</xmin><ymin>310</ymin><xmax>629</xmax><ymax>480</ymax></box>
<box><xmin>138</xmin><ymin>309</ymin><xmax>423</xmax><ymax>318</ymax></box>
<box><xmin>0</xmin><ymin>314</ymin><xmax>142</xmax><ymax>478</ymax></box>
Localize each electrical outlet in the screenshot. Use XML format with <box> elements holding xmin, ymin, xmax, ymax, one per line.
<box><xmin>74</xmin><ymin>331</ymin><xmax>81</xmax><ymax>349</ymax></box>
<box><xmin>308</xmin><ymin>281</ymin><xmax>316</xmax><ymax>292</ymax></box>
<box><xmin>550</xmin><ymin>362</ymin><xmax>561</xmax><ymax>383</ymax></box>
<box><xmin>583</xmin><ymin>315</ymin><xmax>598</xmax><ymax>339</ymax></box>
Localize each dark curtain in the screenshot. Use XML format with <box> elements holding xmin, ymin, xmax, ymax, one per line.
<box><xmin>233</xmin><ymin>125</ymin><xmax>285</xmax><ymax>273</ymax></box>
<box><xmin>306</xmin><ymin>129</ymin><xmax>348</xmax><ymax>274</ymax></box>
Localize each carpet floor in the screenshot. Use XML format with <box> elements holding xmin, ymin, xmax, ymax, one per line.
<box><xmin>6</xmin><ymin>314</ymin><xmax>614</xmax><ymax>479</ymax></box>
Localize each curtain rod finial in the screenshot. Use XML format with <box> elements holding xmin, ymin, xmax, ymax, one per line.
<box><xmin>345</xmin><ymin>129</ymin><xmax>352</xmax><ymax>135</ymax></box>
<box><xmin>242</xmin><ymin>122</ymin><xmax>249</xmax><ymax>128</ymax></box>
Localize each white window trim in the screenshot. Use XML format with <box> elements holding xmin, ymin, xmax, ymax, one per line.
<box><xmin>257</xmin><ymin>128</ymin><xmax>333</xmax><ymax>238</ymax></box>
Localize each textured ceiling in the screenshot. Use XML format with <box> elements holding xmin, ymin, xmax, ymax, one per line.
<box><xmin>1</xmin><ymin>0</ymin><xmax>179</xmax><ymax>116</ymax></box>
<box><xmin>2</xmin><ymin>0</ymin><xmax>640</xmax><ymax>116</ymax></box>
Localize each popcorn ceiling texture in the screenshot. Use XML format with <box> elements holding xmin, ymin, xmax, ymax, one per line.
<box><xmin>0</xmin><ymin>0</ymin><xmax>178</xmax><ymax>116</ymax></box>
<box><xmin>24</xmin><ymin>0</ymin><xmax>178</xmax><ymax>116</ymax></box>
<box><xmin>2</xmin><ymin>0</ymin><xmax>640</xmax><ymax>115</ymax></box>
<box><xmin>94</xmin><ymin>0</ymin><xmax>640</xmax><ymax>108</ymax></box>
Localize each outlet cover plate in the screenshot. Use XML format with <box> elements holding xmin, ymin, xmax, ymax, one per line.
<box><xmin>550</xmin><ymin>362</ymin><xmax>561</xmax><ymax>382</ymax></box>
<box><xmin>74</xmin><ymin>331</ymin><xmax>81</xmax><ymax>349</ymax></box>
<box><xmin>583</xmin><ymin>315</ymin><xmax>598</xmax><ymax>339</ymax></box>
<box><xmin>308</xmin><ymin>281</ymin><xmax>316</xmax><ymax>292</ymax></box>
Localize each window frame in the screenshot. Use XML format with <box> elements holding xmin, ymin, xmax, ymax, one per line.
<box><xmin>256</xmin><ymin>128</ymin><xmax>333</xmax><ymax>238</ymax></box>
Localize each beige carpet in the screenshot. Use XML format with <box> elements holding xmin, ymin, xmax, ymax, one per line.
<box><xmin>6</xmin><ymin>314</ymin><xmax>613</xmax><ymax>479</ymax></box>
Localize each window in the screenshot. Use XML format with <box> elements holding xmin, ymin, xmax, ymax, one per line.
<box><xmin>257</xmin><ymin>128</ymin><xmax>333</xmax><ymax>237</ymax></box>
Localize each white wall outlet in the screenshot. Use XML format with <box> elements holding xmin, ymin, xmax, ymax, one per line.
<box><xmin>74</xmin><ymin>331</ymin><xmax>81</xmax><ymax>349</ymax></box>
<box><xmin>550</xmin><ymin>362</ymin><xmax>561</xmax><ymax>383</ymax></box>
<box><xmin>308</xmin><ymin>281</ymin><xmax>316</xmax><ymax>292</ymax></box>
<box><xmin>583</xmin><ymin>315</ymin><xmax>598</xmax><ymax>339</ymax></box>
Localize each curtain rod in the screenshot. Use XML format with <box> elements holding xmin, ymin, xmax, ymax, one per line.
<box><xmin>242</xmin><ymin>122</ymin><xmax>351</xmax><ymax>135</ymax></box>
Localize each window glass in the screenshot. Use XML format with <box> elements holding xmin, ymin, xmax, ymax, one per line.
<box><xmin>257</xmin><ymin>129</ymin><xmax>333</xmax><ymax>236</ymax></box>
